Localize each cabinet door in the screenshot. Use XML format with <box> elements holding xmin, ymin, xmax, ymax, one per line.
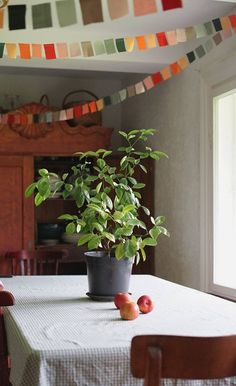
<box><xmin>0</xmin><ymin>156</ymin><xmax>34</xmax><ymax>275</ymax></box>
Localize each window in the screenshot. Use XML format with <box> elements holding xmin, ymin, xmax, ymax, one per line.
<box><xmin>211</xmin><ymin>88</ymin><xmax>236</xmax><ymax>300</ymax></box>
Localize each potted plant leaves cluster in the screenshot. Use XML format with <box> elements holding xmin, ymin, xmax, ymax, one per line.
<box><xmin>25</xmin><ymin>129</ymin><xmax>169</xmax><ymax>299</ymax></box>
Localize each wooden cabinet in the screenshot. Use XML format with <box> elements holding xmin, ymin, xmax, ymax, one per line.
<box><xmin>0</xmin><ymin>156</ymin><xmax>34</xmax><ymax>274</ymax></box>
<box><xmin>0</xmin><ymin>102</ymin><xmax>155</xmax><ymax>276</ymax></box>
<box><xmin>0</xmin><ymin>102</ymin><xmax>113</xmax><ymax>275</ymax></box>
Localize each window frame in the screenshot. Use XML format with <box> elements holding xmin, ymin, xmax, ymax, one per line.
<box><xmin>201</xmin><ymin>77</ymin><xmax>236</xmax><ymax>301</ymax></box>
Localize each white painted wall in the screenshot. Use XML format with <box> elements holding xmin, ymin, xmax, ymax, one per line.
<box><xmin>121</xmin><ymin>35</ymin><xmax>236</xmax><ymax>290</ymax></box>
<box><xmin>0</xmin><ymin>70</ymin><xmax>123</xmax><ymax>148</ymax></box>
<box><xmin>121</xmin><ymin>69</ymin><xmax>201</xmax><ymax>289</ymax></box>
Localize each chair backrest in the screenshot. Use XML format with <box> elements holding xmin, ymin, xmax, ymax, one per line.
<box><xmin>131</xmin><ymin>335</ymin><xmax>236</xmax><ymax>386</ymax></box>
<box><xmin>5</xmin><ymin>249</ymin><xmax>68</xmax><ymax>275</ymax></box>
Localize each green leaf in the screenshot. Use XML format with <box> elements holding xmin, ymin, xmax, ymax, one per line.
<box><xmin>139</xmin><ymin>164</ymin><xmax>147</xmax><ymax>173</ymax></box>
<box><xmin>77</xmin><ymin>233</ymin><xmax>93</xmax><ymax>246</ymax></box>
<box><xmin>66</xmin><ymin>222</ymin><xmax>76</xmax><ymax>234</ymax></box>
<box><xmin>24</xmin><ymin>183</ymin><xmax>37</xmax><ymax>197</ymax></box>
<box><xmin>58</xmin><ymin>214</ymin><xmax>75</xmax><ymax>221</ymax></box>
<box><xmin>123</xmin><ymin>204</ymin><xmax>135</xmax><ymax>213</ymax></box>
<box><xmin>96</xmin><ymin>182</ymin><xmax>102</xmax><ymax>193</ymax></box>
<box><xmin>92</xmin><ymin>222</ymin><xmax>103</xmax><ymax>232</ymax></box>
<box><xmin>88</xmin><ymin>235</ymin><xmax>101</xmax><ymax>250</ymax></box>
<box><xmin>102</xmin><ymin>150</ymin><xmax>112</xmax><ymax>158</ymax></box>
<box><xmin>142</xmin><ymin>238</ymin><xmax>157</xmax><ymax>247</ymax></box>
<box><xmin>157</xmin><ymin>226</ymin><xmax>170</xmax><ymax>237</ymax></box>
<box><xmin>124</xmin><ymin>240</ymin><xmax>136</xmax><ymax>258</ymax></box>
<box><xmin>62</xmin><ymin>173</ymin><xmax>68</xmax><ymax>181</ymax></box>
<box><xmin>115</xmin><ymin>227</ymin><xmax>133</xmax><ymax>237</ymax></box>
<box><xmin>34</xmin><ymin>193</ymin><xmax>44</xmax><ymax>206</ymax></box>
<box><xmin>115</xmin><ymin>243</ymin><xmax>124</xmax><ymax>260</ymax></box>
<box><xmin>118</xmin><ymin>130</ymin><xmax>128</xmax><ymax>138</ymax></box>
<box><xmin>38</xmin><ymin>168</ymin><xmax>49</xmax><ymax>177</ymax></box>
<box><xmin>141</xmin><ymin>206</ymin><xmax>150</xmax><ymax>216</ymax></box>
<box><xmin>140</xmin><ymin>247</ymin><xmax>146</xmax><ymax>262</ymax></box>
<box><xmin>103</xmin><ymin>232</ymin><xmax>115</xmax><ymax>243</ymax></box>
<box><xmin>133</xmin><ymin>183</ymin><xmax>145</xmax><ymax>189</ymax></box>
<box><xmin>97</xmin><ymin>158</ymin><xmax>106</xmax><ymax>169</ymax></box>
<box><xmin>155</xmin><ymin>216</ymin><xmax>166</xmax><ymax>225</ymax></box>
<box><xmin>149</xmin><ymin>227</ymin><xmax>161</xmax><ymax>240</ymax></box>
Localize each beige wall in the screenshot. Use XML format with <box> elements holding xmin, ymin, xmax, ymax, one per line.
<box><xmin>0</xmin><ymin>70</ymin><xmax>123</xmax><ymax>148</ymax></box>
<box><xmin>121</xmin><ymin>69</ymin><xmax>201</xmax><ymax>289</ymax></box>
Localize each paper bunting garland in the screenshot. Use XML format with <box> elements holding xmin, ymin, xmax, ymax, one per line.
<box><xmin>0</xmin><ymin>14</ymin><xmax>233</xmax><ymax>60</ymax></box>
<box><xmin>1</xmin><ymin>0</ymin><xmax>183</xmax><ymax>31</ymax></box>
<box><xmin>0</xmin><ymin>26</ymin><xmax>233</xmax><ymax>126</ymax></box>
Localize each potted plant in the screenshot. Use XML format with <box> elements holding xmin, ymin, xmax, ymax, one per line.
<box><xmin>25</xmin><ymin>129</ymin><xmax>169</xmax><ymax>299</ymax></box>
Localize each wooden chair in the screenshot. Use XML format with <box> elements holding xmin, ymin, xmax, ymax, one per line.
<box><xmin>131</xmin><ymin>335</ymin><xmax>236</xmax><ymax>386</ymax></box>
<box><xmin>0</xmin><ymin>290</ymin><xmax>15</xmax><ymax>386</ymax></box>
<box><xmin>5</xmin><ymin>249</ymin><xmax>68</xmax><ymax>275</ymax></box>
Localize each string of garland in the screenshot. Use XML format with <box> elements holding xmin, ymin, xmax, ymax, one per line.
<box><xmin>0</xmin><ymin>14</ymin><xmax>234</xmax><ymax>59</ymax></box>
<box><xmin>0</xmin><ymin>0</ymin><xmax>183</xmax><ymax>31</ymax></box>
<box><xmin>0</xmin><ymin>27</ymin><xmax>234</xmax><ymax>126</ymax></box>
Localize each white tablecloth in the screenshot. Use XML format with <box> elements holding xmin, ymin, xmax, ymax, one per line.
<box><xmin>2</xmin><ymin>275</ymin><xmax>236</xmax><ymax>386</ymax></box>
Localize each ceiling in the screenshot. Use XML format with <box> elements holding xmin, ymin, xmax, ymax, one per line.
<box><xmin>1</xmin><ymin>0</ymin><xmax>236</xmax><ymax>75</ymax></box>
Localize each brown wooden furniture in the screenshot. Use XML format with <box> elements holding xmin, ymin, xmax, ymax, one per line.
<box><xmin>131</xmin><ymin>335</ymin><xmax>236</xmax><ymax>386</ymax></box>
<box><xmin>0</xmin><ymin>102</ymin><xmax>155</xmax><ymax>276</ymax></box>
<box><xmin>0</xmin><ymin>102</ymin><xmax>113</xmax><ymax>275</ymax></box>
<box><xmin>0</xmin><ymin>290</ymin><xmax>14</xmax><ymax>386</ymax></box>
<box><xmin>5</xmin><ymin>249</ymin><xmax>68</xmax><ymax>275</ymax></box>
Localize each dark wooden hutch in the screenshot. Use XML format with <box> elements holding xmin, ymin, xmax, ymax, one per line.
<box><xmin>0</xmin><ymin>102</ymin><xmax>155</xmax><ymax>276</ymax></box>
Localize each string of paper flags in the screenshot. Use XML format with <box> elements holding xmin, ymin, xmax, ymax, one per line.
<box><xmin>0</xmin><ymin>14</ymin><xmax>234</xmax><ymax>60</ymax></box>
<box><xmin>0</xmin><ymin>0</ymin><xmax>182</xmax><ymax>30</ymax></box>
<box><xmin>0</xmin><ymin>26</ymin><xmax>234</xmax><ymax>126</ymax></box>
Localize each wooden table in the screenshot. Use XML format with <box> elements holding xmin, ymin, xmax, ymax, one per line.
<box><xmin>1</xmin><ymin>275</ymin><xmax>236</xmax><ymax>386</ymax></box>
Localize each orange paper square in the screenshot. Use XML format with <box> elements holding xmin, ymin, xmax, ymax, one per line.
<box><xmin>89</xmin><ymin>101</ymin><xmax>97</xmax><ymax>113</ymax></box>
<box><xmin>56</xmin><ymin>43</ymin><xmax>69</xmax><ymax>58</ymax></box>
<box><xmin>6</xmin><ymin>43</ymin><xmax>17</xmax><ymax>59</ymax></box>
<box><xmin>161</xmin><ymin>67</ymin><xmax>171</xmax><ymax>80</ymax></box>
<box><xmin>220</xmin><ymin>16</ymin><xmax>231</xmax><ymax>32</ymax></box>
<box><xmin>32</xmin><ymin>44</ymin><xmax>42</xmax><ymax>58</ymax></box>
<box><xmin>178</xmin><ymin>56</ymin><xmax>189</xmax><ymax>70</ymax></box>
<box><xmin>170</xmin><ymin>62</ymin><xmax>181</xmax><ymax>75</ymax></box>
<box><xmin>136</xmin><ymin>36</ymin><xmax>147</xmax><ymax>50</ymax></box>
<box><xmin>0</xmin><ymin>9</ymin><xmax>4</xmax><ymax>28</ymax></box>
<box><xmin>133</xmin><ymin>0</ymin><xmax>157</xmax><ymax>16</ymax></box>
<box><xmin>166</xmin><ymin>30</ymin><xmax>177</xmax><ymax>45</ymax></box>
<box><xmin>96</xmin><ymin>99</ymin><xmax>104</xmax><ymax>111</ymax></box>
<box><xmin>19</xmin><ymin>44</ymin><xmax>31</xmax><ymax>59</ymax></box>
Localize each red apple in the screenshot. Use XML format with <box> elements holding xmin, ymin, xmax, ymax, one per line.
<box><xmin>0</xmin><ymin>280</ymin><xmax>4</xmax><ymax>291</ymax></box>
<box><xmin>120</xmin><ymin>301</ymin><xmax>139</xmax><ymax>320</ymax></box>
<box><xmin>114</xmin><ymin>292</ymin><xmax>131</xmax><ymax>309</ymax></box>
<box><xmin>137</xmin><ymin>295</ymin><xmax>154</xmax><ymax>314</ymax></box>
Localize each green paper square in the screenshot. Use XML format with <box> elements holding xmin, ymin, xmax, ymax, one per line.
<box><xmin>205</xmin><ymin>39</ymin><xmax>213</xmax><ymax>53</ymax></box>
<box><xmin>0</xmin><ymin>43</ymin><xmax>5</xmax><ymax>58</ymax></box>
<box><xmin>194</xmin><ymin>24</ymin><xmax>207</xmax><ymax>38</ymax></box>
<box><xmin>104</xmin><ymin>39</ymin><xmax>116</xmax><ymax>54</ymax></box>
<box><xmin>103</xmin><ymin>96</ymin><xmax>111</xmax><ymax>106</ymax></box>
<box><xmin>56</xmin><ymin>0</ymin><xmax>77</xmax><ymax>27</ymax></box>
<box><xmin>186</xmin><ymin>51</ymin><xmax>196</xmax><ymax>63</ymax></box>
<box><xmin>111</xmin><ymin>93</ymin><xmax>120</xmax><ymax>105</ymax></box>
<box><xmin>204</xmin><ymin>22</ymin><xmax>214</xmax><ymax>36</ymax></box>
<box><xmin>116</xmin><ymin>38</ymin><xmax>126</xmax><ymax>52</ymax></box>
<box><xmin>119</xmin><ymin>89</ymin><xmax>127</xmax><ymax>101</ymax></box>
<box><xmin>94</xmin><ymin>41</ymin><xmax>106</xmax><ymax>55</ymax></box>
<box><xmin>32</xmin><ymin>3</ymin><xmax>52</xmax><ymax>29</ymax></box>
<box><xmin>195</xmin><ymin>45</ymin><xmax>206</xmax><ymax>58</ymax></box>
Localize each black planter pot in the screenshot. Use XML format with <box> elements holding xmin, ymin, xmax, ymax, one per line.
<box><xmin>85</xmin><ymin>251</ymin><xmax>133</xmax><ymax>299</ymax></box>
